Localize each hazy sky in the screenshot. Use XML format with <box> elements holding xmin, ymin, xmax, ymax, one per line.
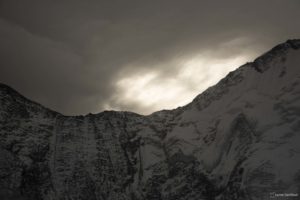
<box><xmin>0</xmin><ymin>0</ymin><xmax>299</xmax><ymax>115</ymax></box>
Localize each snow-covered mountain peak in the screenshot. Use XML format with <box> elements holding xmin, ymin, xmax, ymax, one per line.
<box><xmin>0</xmin><ymin>40</ymin><xmax>300</xmax><ymax>200</ymax></box>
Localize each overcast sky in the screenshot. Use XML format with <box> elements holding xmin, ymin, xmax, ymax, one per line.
<box><xmin>0</xmin><ymin>0</ymin><xmax>299</xmax><ymax>115</ymax></box>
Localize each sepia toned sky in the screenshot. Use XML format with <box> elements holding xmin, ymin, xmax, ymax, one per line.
<box><xmin>0</xmin><ymin>0</ymin><xmax>300</xmax><ymax>115</ymax></box>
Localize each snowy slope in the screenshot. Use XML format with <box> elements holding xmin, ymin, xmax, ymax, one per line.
<box><xmin>0</xmin><ymin>39</ymin><xmax>299</xmax><ymax>200</ymax></box>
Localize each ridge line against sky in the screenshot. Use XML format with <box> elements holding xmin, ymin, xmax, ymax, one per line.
<box><xmin>0</xmin><ymin>0</ymin><xmax>299</xmax><ymax>115</ymax></box>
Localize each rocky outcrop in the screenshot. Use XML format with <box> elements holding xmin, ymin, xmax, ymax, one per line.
<box><xmin>0</xmin><ymin>39</ymin><xmax>300</xmax><ymax>200</ymax></box>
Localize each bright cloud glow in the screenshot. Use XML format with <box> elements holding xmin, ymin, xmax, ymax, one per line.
<box><xmin>114</xmin><ymin>54</ymin><xmax>252</xmax><ymax>114</ymax></box>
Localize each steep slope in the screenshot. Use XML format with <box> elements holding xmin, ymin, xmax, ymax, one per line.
<box><xmin>0</xmin><ymin>39</ymin><xmax>299</xmax><ymax>200</ymax></box>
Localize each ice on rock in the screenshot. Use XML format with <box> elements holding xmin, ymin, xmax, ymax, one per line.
<box><xmin>0</xmin><ymin>39</ymin><xmax>300</xmax><ymax>200</ymax></box>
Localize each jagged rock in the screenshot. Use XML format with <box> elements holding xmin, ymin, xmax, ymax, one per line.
<box><xmin>0</xmin><ymin>39</ymin><xmax>300</xmax><ymax>200</ymax></box>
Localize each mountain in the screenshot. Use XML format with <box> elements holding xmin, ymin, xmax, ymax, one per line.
<box><xmin>0</xmin><ymin>39</ymin><xmax>300</xmax><ymax>200</ymax></box>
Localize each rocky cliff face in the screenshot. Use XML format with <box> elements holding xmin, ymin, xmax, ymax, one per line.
<box><xmin>0</xmin><ymin>39</ymin><xmax>300</xmax><ymax>200</ymax></box>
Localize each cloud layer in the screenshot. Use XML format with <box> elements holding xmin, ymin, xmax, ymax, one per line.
<box><xmin>0</xmin><ymin>0</ymin><xmax>299</xmax><ymax>115</ymax></box>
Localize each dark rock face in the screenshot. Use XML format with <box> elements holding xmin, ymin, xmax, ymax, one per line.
<box><xmin>0</xmin><ymin>40</ymin><xmax>300</xmax><ymax>200</ymax></box>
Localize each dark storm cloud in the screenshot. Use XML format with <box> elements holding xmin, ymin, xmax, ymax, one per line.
<box><xmin>0</xmin><ymin>0</ymin><xmax>299</xmax><ymax>115</ymax></box>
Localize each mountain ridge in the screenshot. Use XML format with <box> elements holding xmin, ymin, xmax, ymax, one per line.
<box><xmin>1</xmin><ymin>39</ymin><xmax>300</xmax><ymax>117</ymax></box>
<box><xmin>0</xmin><ymin>39</ymin><xmax>300</xmax><ymax>200</ymax></box>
